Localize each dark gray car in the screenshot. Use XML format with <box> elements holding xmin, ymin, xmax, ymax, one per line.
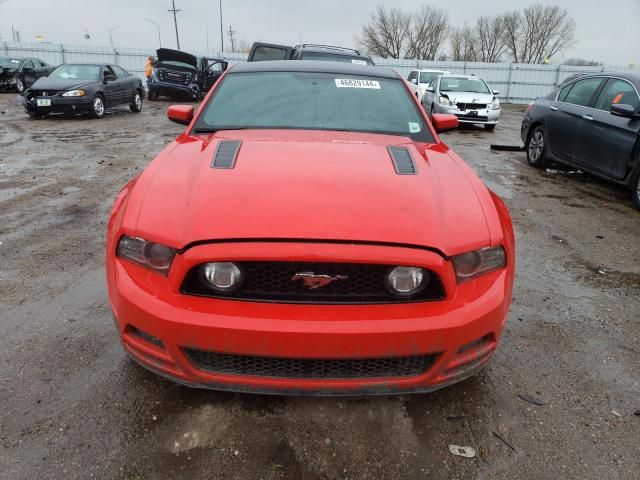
<box><xmin>521</xmin><ymin>72</ymin><xmax>640</xmax><ymax>209</ymax></box>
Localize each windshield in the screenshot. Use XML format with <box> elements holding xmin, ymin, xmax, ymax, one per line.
<box><xmin>440</xmin><ymin>77</ymin><xmax>490</xmax><ymax>94</ymax></box>
<box><xmin>300</xmin><ymin>52</ymin><xmax>374</xmax><ymax>65</ymax></box>
<box><xmin>0</xmin><ymin>58</ymin><xmax>21</xmax><ymax>68</ymax></box>
<box><xmin>419</xmin><ymin>72</ymin><xmax>440</xmax><ymax>84</ymax></box>
<box><xmin>49</xmin><ymin>65</ymin><xmax>100</xmax><ymax>80</ymax></box>
<box><xmin>194</xmin><ymin>71</ymin><xmax>434</xmax><ymax>142</ymax></box>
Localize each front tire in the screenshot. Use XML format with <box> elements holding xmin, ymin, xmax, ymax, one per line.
<box><xmin>130</xmin><ymin>91</ymin><xmax>142</xmax><ymax>113</ymax></box>
<box><xmin>16</xmin><ymin>76</ymin><xmax>25</xmax><ymax>93</ymax></box>
<box><xmin>90</xmin><ymin>94</ymin><xmax>106</xmax><ymax>119</ymax></box>
<box><xmin>526</xmin><ymin>125</ymin><xmax>551</xmax><ymax>169</ymax></box>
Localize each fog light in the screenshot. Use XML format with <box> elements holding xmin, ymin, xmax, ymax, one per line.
<box><xmin>386</xmin><ymin>266</ymin><xmax>427</xmax><ymax>296</ymax></box>
<box><xmin>202</xmin><ymin>262</ymin><xmax>243</xmax><ymax>292</ymax></box>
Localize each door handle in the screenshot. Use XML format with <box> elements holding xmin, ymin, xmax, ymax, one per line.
<box><xmin>582</xmin><ymin>114</ymin><xmax>594</xmax><ymax>121</ymax></box>
<box><xmin>550</xmin><ymin>106</ymin><xmax>558</xmax><ymax>111</ymax></box>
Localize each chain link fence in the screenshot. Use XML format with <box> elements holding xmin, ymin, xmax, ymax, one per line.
<box><xmin>2</xmin><ymin>41</ymin><xmax>638</xmax><ymax>103</ymax></box>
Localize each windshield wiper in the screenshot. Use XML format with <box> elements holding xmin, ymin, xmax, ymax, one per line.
<box><xmin>193</xmin><ymin>127</ymin><xmax>250</xmax><ymax>134</ymax></box>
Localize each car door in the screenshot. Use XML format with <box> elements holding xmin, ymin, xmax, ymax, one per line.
<box><xmin>32</xmin><ymin>59</ymin><xmax>52</xmax><ymax>83</ymax></box>
<box><xmin>21</xmin><ymin>59</ymin><xmax>37</xmax><ymax>86</ymax></box>
<box><xmin>421</xmin><ymin>77</ymin><xmax>438</xmax><ymax>115</ymax></box>
<box><xmin>247</xmin><ymin>42</ymin><xmax>293</xmax><ymax>62</ymax></box>
<box><xmin>102</xmin><ymin>66</ymin><xmax>121</xmax><ymax>106</ymax></box>
<box><xmin>407</xmin><ymin>71</ymin><xmax>418</xmax><ymax>96</ymax></box>
<box><xmin>111</xmin><ymin>65</ymin><xmax>134</xmax><ymax>103</ymax></box>
<box><xmin>545</xmin><ymin>77</ymin><xmax>605</xmax><ymax>163</ymax></box>
<box><xmin>577</xmin><ymin>77</ymin><xmax>640</xmax><ymax>179</ymax></box>
<box><xmin>202</xmin><ymin>59</ymin><xmax>227</xmax><ymax>92</ymax></box>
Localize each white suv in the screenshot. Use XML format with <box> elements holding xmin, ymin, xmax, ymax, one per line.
<box><xmin>407</xmin><ymin>69</ymin><xmax>450</xmax><ymax>101</ymax></box>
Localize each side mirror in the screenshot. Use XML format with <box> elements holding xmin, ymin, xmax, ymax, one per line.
<box><xmin>103</xmin><ymin>74</ymin><xmax>116</xmax><ymax>83</ymax></box>
<box><xmin>610</xmin><ymin>103</ymin><xmax>634</xmax><ymax>118</ymax></box>
<box><xmin>426</xmin><ymin>86</ymin><xmax>435</xmax><ymax>92</ymax></box>
<box><xmin>410</xmin><ymin>78</ymin><xmax>417</xmax><ymax>84</ymax></box>
<box><xmin>431</xmin><ymin>113</ymin><xmax>458</xmax><ymax>132</ymax></box>
<box><xmin>492</xmin><ymin>90</ymin><xmax>500</xmax><ymax>95</ymax></box>
<box><xmin>167</xmin><ymin>105</ymin><xmax>194</xmax><ymax>125</ymax></box>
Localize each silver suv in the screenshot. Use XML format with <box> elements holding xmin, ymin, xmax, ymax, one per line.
<box><xmin>407</xmin><ymin>69</ymin><xmax>450</xmax><ymax>101</ymax></box>
<box><xmin>422</xmin><ymin>74</ymin><xmax>501</xmax><ymax>130</ymax></box>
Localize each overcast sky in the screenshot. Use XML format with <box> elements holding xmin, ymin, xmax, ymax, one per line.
<box><xmin>1</xmin><ymin>0</ymin><xmax>638</xmax><ymax>65</ymax></box>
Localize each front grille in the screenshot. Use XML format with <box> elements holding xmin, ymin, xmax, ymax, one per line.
<box><xmin>158</xmin><ymin>69</ymin><xmax>192</xmax><ymax>85</ymax></box>
<box><xmin>27</xmin><ymin>90</ymin><xmax>60</xmax><ymax>98</ymax></box>
<box><xmin>456</xmin><ymin>102</ymin><xmax>487</xmax><ymax>111</ymax></box>
<box><xmin>181</xmin><ymin>261</ymin><xmax>445</xmax><ymax>304</ymax></box>
<box><xmin>184</xmin><ymin>349</ymin><xmax>438</xmax><ymax>379</ymax></box>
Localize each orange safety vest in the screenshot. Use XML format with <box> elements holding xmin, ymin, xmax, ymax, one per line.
<box><xmin>145</xmin><ymin>61</ymin><xmax>153</xmax><ymax>78</ymax></box>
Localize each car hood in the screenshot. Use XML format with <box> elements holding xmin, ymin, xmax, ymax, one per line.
<box><xmin>133</xmin><ymin>131</ymin><xmax>491</xmax><ymax>255</ymax></box>
<box><xmin>29</xmin><ymin>77</ymin><xmax>95</xmax><ymax>91</ymax></box>
<box><xmin>440</xmin><ymin>91</ymin><xmax>494</xmax><ymax>104</ymax></box>
<box><xmin>156</xmin><ymin>48</ymin><xmax>198</xmax><ymax>68</ymax></box>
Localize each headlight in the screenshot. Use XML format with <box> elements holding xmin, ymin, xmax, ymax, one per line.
<box><xmin>116</xmin><ymin>236</ymin><xmax>176</xmax><ymax>275</ymax></box>
<box><xmin>62</xmin><ymin>89</ymin><xmax>85</xmax><ymax>97</ymax></box>
<box><xmin>385</xmin><ymin>266</ymin><xmax>428</xmax><ymax>296</ymax></box>
<box><xmin>491</xmin><ymin>98</ymin><xmax>500</xmax><ymax>110</ymax></box>
<box><xmin>193</xmin><ymin>73</ymin><xmax>199</xmax><ymax>82</ymax></box>
<box><xmin>452</xmin><ymin>247</ymin><xmax>506</xmax><ymax>283</ymax></box>
<box><xmin>438</xmin><ymin>96</ymin><xmax>450</xmax><ymax>106</ymax></box>
<box><xmin>201</xmin><ymin>262</ymin><xmax>243</xmax><ymax>292</ymax></box>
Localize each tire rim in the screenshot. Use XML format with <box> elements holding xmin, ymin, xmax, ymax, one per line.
<box><xmin>135</xmin><ymin>94</ymin><xmax>141</xmax><ymax>109</ymax></box>
<box><xmin>94</xmin><ymin>97</ymin><xmax>104</xmax><ymax>116</ymax></box>
<box><xmin>17</xmin><ymin>78</ymin><xmax>24</xmax><ymax>92</ymax></box>
<box><xmin>529</xmin><ymin>130</ymin><xmax>544</xmax><ymax>162</ymax></box>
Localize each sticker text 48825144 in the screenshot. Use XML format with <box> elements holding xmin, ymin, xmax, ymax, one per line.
<box><xmin>335</xmin><ymin>79</ymin><xmax>381</xmax><ymax>90</ymax></box>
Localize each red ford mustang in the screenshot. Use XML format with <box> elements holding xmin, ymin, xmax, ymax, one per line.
<box><xmin>106</xmin><ymin>61</ymin><xmax>515</xmax><ymax>395</ymax></box>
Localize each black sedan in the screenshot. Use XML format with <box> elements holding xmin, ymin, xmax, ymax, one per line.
<box><xmin>522</xmin><ymin>72</ymin><xmax>640</xmax><ymax>209</ymax></box>
<box><xmin>22</xmin><ymin>63</ymin><xmax>143</xmax><ymax>119</ymax></box>
<box><xmin>0</xmin><ymin>57</ymin><xmax>54</xmax><ymax>93</ymax></box>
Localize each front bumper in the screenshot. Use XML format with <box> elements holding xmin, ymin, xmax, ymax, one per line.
<box><xmin>23</xmin><ymin>95</ymin><xmax>93</xmax><ymax>115</ymax></box>
<box><xmin>148</xmin><ymin>79</ymin><xmax>200</xmax><ymax>98</ymax></box>
<box><xmin>434</xmin><ymin>103</ymin><xmax>501</xmax><ymax>125</ymax></box>
<box><xmin>107</xmin><ymin>241</ymin><xmax>513</xmax><ymax>395</ymax></box>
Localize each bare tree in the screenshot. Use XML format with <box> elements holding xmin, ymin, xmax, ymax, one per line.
<box><xmin>450</xmin><ymin>24</ymin><xmax>477</xmax><ymax>62</ymax></box>
<box><xmin>502</xmin><ymin>4</ymin><xmax>575</xmax><ymax>64</ymax></box>
<box><xmin>406</xmin><ymin>6</ymin><xmax>448</xmax><ymax>60</ymax></box>
<box><xmin>563</xmin><ymin>58</ymin><xmax>602</xmax><ymax>66</ymax></box>
<box><xmin>476</xmin><ymin>15</ymin><xmax>508</xmax><ymax>62</ymax></box>
<box><xmin>359</xmin><ymin>6</ymin><xmax>411</xmax><ymax>59</ymax></box>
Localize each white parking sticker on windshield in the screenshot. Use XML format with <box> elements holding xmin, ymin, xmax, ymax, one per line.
<box><xmin>351</xmin><ymin>59</ymin><xmax>368</xmax><ymax>65</ymax></box>
<box><xmin>335</xmin><ymin>79</ymin><xmax>381</xmax><ymax>89</ymax></box>
<box><xmin>409</xmin><ymin>122</ymin><xmax>421</xmax><ymax>133</ymax></box>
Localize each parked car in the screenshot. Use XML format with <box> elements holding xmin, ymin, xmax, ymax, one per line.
<box><xmin>22</xmin><ymin>63</ymin><xmax>143</xmax><ymax>119</ymax></box>
<box><xmin>247</xmin><ymin>43</ymin><xmax>375</xmax><ymax>65</ymax></box>
<box><xmin>148</xmin><ymin>48</ymin><xmax>228</xmax><ymax>101</ymax></box>
<box><xmin>106</xmin><ymin>60</ymin><xmax>515</xmax><ymax>395</ymax></box>
<box><xmin>522</xmin><ymin>72</ymin><xmax>640</xmax><ymax>209</ymax></box>
<box><xmin>0</xmin><ymin>56</ymin><xmax>54</xmax><ymax>93</ymax></box>
<box><xmin>422</xmin><ymin>74</ymin><xmax>501</xmax><ymax>130</ymax></box>
<box><xmin>407</xmin><ymin>69</ymin><xmax>450</xmax><ymax>101</ymax></box>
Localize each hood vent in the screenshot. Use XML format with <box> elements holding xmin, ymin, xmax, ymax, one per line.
<box><xmin>388</xmin><ymin>146</ymin><xmax>416</xmax><ymax>175</ymax></box>
<box><xmin>211</xmin><ymin>140</ymin><xmax>242</xmax><ymax>169</ymax></box>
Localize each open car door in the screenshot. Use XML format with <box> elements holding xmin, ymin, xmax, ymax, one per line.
<box><xmin>202</xmin><ymin>58</ymin><xmax>228</xmax><ymax>92</ymax></box>
<box><xmin>247</xmin><ymin>42</ymin><xmax>293</xmax><ymax>62</ymax></box>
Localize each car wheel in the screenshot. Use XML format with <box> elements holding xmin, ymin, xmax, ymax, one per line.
<box><xmin>631</xmin><ymin>168</ymin><xmax>640</xmax><ymax>211</ymax></box>
<box><xmin>484</xmin><ymin>124</ymin><xmax>496</xmax><ymax>131</ymax></box>
<box><xmin>130</xmin><ymin>91</ymin><xmax>143</xmax><ymax>113</ymax></box>
<box><xmin>16</xmin><ymin>76</ymin><xmax>25</xmax><ymax>93</ymax></box>
<box><xmin>90</xmin><ymin>94</ymin><xmax>106</xmax><ymax>119</ymax></box>
<box><xmin>526</xmin><ymin>126</ymin><xmax>551</xmax><ymax>169</ymax></box>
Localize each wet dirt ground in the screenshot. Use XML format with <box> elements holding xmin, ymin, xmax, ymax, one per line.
<box><xmin>0</xmin><ymin>94</ymin><xmax>638</xmax><ymax>480</ymax></box>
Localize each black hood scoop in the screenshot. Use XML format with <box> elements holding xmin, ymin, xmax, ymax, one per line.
<box><xmin>211</xmin><ymin>140</ymin><xmax>242</xmax><ymax>169</ymax></box>
<box><xmin>388</xmin><ymin>146</ymin><xmax>416</xmax><ymax>175</ymax></box>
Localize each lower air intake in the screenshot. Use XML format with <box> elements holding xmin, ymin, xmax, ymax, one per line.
<box><xmin>184</xmin><ymin>349</ymin><xmax>438</xmax><ymax>379</ymax></box>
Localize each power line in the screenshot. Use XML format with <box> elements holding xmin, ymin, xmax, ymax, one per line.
<box><xmin>226</xmin><ymin>25</ymin><xmax>236</xmax><ymax>52</ymax></box>
<box><xmin>168</xmin><ymin>0</ymin><xmax>181</xmax><ymax>49</ymax></box>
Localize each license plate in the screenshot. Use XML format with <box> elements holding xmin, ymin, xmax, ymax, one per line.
<box><xmin>36</xmin><ymin>98</ymin><xmax>51</xmax><ymax>107</ymax></box>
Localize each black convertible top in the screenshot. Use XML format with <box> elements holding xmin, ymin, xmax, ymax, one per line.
<box><xmin>229</xmin><ymin>60</ymin><xmax>398</xmax><ymax>80</ymax></box>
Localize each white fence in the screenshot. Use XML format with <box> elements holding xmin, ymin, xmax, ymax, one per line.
<box><xmin>2</xmin><ymin>41</ymin><xmax>639</xmax><ymax>104</ymax></box>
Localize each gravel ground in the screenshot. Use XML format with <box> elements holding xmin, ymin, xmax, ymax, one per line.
<box><xmin>0</xmin><ymin>94</ymin><xmax>638</xmax><ymax>480</ymax></box>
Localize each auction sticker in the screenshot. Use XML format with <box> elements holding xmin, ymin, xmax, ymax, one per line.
<box><xmin>335</xmin><ymin>78</ymin><xmax>381</xmax><ymax>89</ymax></box>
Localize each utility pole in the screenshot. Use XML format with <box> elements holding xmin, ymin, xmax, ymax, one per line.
<box><xmin>168</xmin><ymin>0</ymin><xmax>181</xmax><ymax>50</ymax></box>
<box><xmin>226</xmin><ymin>25</ymin><xmax>236</xmax><ymax>53</ymax></box>
<box><xmin>219</xmin><ymin>0</ymin><xmax>224</xmax><ymax>52</ymax></box>
<box><xmin>108</xmin><ymin>26</ymin><xmax>119</xmax><ymax>48</ymax></box>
